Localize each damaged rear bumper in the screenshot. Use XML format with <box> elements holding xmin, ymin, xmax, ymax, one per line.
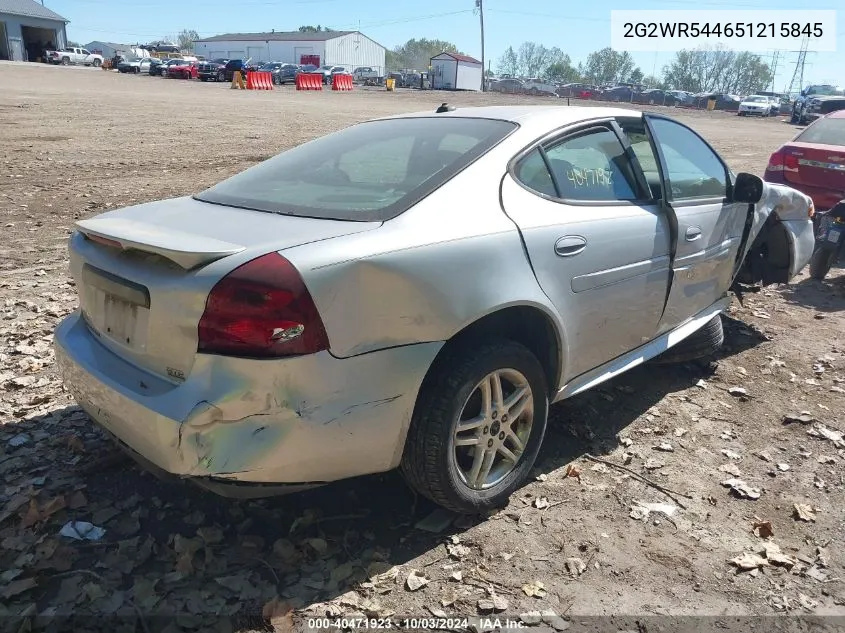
<box><xmin>54</xmin><ymin>311</ymin><xmax>441</xmax><ymax>490</ymax></box>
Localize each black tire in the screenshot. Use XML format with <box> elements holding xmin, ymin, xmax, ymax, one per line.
<box><xmin>652</xmin><ymin>314</ymin><xmax>724</xmax><ymax>365</ymax></box>
<box><xmin>200</xmin><ymin>77</ymin><xmax>207</xmax><ymax>82</ymax></box>
<box><xmin>809</xmin><ymin>247</ymin><xmax>836</xmax><ymax>280</ymax></box>
<box><xmin>61</xmin><ymin>57</ymin><xmax>69</xmax><ymax>65</ymax></box>
<box><xmin>217</xmin><ymin>71</ymin><xmax>225</xmax><ymax>82</ymax></box>
<box><xmin>401</xmin><ymin>340</ymin><xmax>549</xmax><ymax>514</ymax></box>
<box><xmin>93</xmin><ymin>59</ymin><xmax>101</xmax><ymax>67</ymax></box>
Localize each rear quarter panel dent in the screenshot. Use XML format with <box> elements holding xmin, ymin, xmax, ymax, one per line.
<box><xmin>281</xmin><ymin>146</ymin><xmax>567</xmax><ymax>362</ymax></box>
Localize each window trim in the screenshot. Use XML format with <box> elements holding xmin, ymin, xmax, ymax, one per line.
<box><xmin>508</xmin><ymin>119</ymin><xmax>652</xmax><ymax>207</ymax></box>
<box><xmin>642</xmin><ymin>113</ymin><xmax>734</xmax><ymax>206</ymax></box>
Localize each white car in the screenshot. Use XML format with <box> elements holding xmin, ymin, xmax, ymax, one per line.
<box><xmin>523</xmin><ymin>78</ymin><xmax>558</xmax><ymax>97</ymax></box>
<box><xmin>738</xmin><ymin>95</ymin><xmax>776</xmax><ymax>117</ymax></box>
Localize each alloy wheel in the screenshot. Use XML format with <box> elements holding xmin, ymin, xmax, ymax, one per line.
<box><xmin>450</xmin><ymin>368</ymin><xmax>534</xmax><ymax>490</ymax></box>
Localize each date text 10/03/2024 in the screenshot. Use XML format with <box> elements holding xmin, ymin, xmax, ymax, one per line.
<box><xmin>306</xmin><ymin>618</ymin><xmax>527</xmax><ymax>630</ymax></box>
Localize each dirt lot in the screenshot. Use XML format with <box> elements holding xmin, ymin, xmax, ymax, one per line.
<box><xmin>1</xmin><ymin>62</ymin><xmax>844</xmax><ymax>632</ymax></box>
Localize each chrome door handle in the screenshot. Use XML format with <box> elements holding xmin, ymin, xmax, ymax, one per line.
<box><xmin>685</xmin><ymin>226</ymin><xmax>702</xmax><ymax>241</ymax></box>
<box><xmin>554</xmin><ymin>235</ymin><xmax>587</xmax><ymax>257</ymax></box>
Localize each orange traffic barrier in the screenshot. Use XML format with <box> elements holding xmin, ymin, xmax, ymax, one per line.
<box><xmin>332</xmin><ymin>74</ymin><xmax>353</xmax><ymax>91</ymax></box>
<box><xmin>246</xmin><ymin>71</ymin><xmax>273</xmax><ymax>90</ymax></box>
<box><xmin>295</xmin><ymin>73</ymin><xmax>322</xmax><ymax>91</ymax></box>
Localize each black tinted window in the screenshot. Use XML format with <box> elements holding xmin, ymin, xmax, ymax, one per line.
<box><xmin>515</xmin><ymin>150</ymin><xmax>556</xmax><ymax>197</ymax></box>
<box><xmin>797</xmin><ymin>118</ymin><xmax>845</xmax><ymax>146</ymax></box>
<box><xmin>196</xmin><ymin>118</ymin><xmax>515</xmax><ymax>222</ymax></box>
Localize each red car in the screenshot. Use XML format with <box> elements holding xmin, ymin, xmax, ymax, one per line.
<box><xmin>167</xmin><ymin>60</ymin><xmax>198</xmax><ymax>80</ymax></box>
<box><xmin>764</xmin><ymin>110</ymin><xmax>845</xmax><ymax>212</ymax></box>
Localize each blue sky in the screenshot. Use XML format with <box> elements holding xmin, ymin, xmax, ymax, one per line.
<box><xmin>52</xmin><ymin>0</ymin><xmax>843</xmax><ymax>90</ymax></box>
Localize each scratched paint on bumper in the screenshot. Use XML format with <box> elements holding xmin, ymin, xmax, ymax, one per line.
<box><xmin>54</xmin><ymin>311</ymin><xmax>442</xmax><ymax>484</ymax></box>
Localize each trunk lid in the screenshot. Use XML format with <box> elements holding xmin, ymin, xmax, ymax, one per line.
<box><xmin>71</xmin><ymin>196</ymin><xmax>380</xmax><ymax>381</ymax></box>
<box><xmin>782</xmin><ymin>142</ymin><xmax>845</xmax><ymax>192</ymax></box>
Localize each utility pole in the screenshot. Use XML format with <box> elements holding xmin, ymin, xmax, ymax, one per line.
<box><xmin>476</xmin><ymin>0</ymin><xmax>485</xmax><ymax>91</ymax></box>
<box><xmin>784</xmin><ymin>37</ymin><xmax>809</xmax><ymax>96</ymax></box>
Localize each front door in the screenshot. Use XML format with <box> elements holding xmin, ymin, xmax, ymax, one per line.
<box><xmin>500</xmin><ymin>120</ymin><xmax>671</xmax><ymax>381</ymax></box>
<box><xmin>620</xmin><ymin>116</ymin><xmax>747</xmax><ymax>332</ymax></box>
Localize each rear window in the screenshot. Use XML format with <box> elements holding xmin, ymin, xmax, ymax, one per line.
<box><xmin>195</xmin><ymin>117</ymin><xmax>516</xmax><ymax>221</ymax></box>
<box><xmin>797</xmin><ymin>118</ymin><xmax>845</xmax><ymax>146</ymax></box>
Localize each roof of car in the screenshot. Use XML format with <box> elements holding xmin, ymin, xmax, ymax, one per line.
<box><xmin>382</xmin><ymin>105</ymin><xmax>641</xmax><ymax>125</ymax></box>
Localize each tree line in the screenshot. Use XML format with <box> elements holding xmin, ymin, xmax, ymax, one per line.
<box><xmin>497</xmin><ymin>43</ymin><xmax>773</xmax><ymax>95</ymax></box>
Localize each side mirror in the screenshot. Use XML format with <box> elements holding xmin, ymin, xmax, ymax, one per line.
<box><xmin>733</xmin><ymin>172</ymin><xmax>764</xmax><ymax>204</ymax></box>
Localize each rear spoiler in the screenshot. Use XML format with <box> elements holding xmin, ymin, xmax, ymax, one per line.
<box><xmin>76</xmin><ymin>217</ymin><xmax>245</xmax><ymax>270</ymax></box>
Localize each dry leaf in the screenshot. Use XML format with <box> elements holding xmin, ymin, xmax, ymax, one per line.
<box><xmin>761</xmin><ymin>542</ymin><xmax>797</xmax><ymax>569</ymax></box>
<box><xmin>405</xmin><ymin>570</ymin><xmax>429</xmax><ymax>592</ymax></box>
<box><xmin>783</xmin><ymin>413</ymin><xmax>815</xmax><ymax>425</ymax></box>
<box><xmin>752</xmin><ymin>520</ymin><xmax>774</xmax><ymax>539</ymax></box>
<box><xmin>722</xmin><ymin>478</ymin><xmax>761</xmax><ymax>500</ymax></box>
<box><xmin>719</xmin><ymin>464</ymin><xmax>741</xmax><ymax>477</ymax></box>
<box><xmin>263</xmin><ymin>597</ymin><xmax>294</xmax><ymax>632</ymax></box>
<box><xmin>731</xmin><ymin>552</ymin><xmax>768</xmax><ymax>571</ymax></box>
<box><xmin>533</xmin><ymin>497</ymin><xmax>550</xmax><ymax>509</ymax></box>
<box><xmin>66</xmin><ymin>435</ymin><xmax>85</xmax><ymax>453</ymax></box>
<box><xmin>793</xmin><ymin>503</ymin><xmax>816</xmax><ymax>522</ymax></box>
<box><xmin>564</xmin><ymin>464</ymin><xmax>581</xmax><ymax>481</ymax></box>
<box><xmin>306</xmin><ymin>538</ymin><xmax>328</xmax><ymax>555</ymax></box>
<box><xmin>522</xmin><ymin>581</ymin><xmax>547</xmax><ymax>598</ymax></box>
<box><xmin>477</xmin><ymin>594</ymin><xmax>508</xmax><ymax>612</ymax></box>
<box><xmin>0</xmin><ymin>577</ymin><xmax>37</xmax><ymax>600</ymax></box>
<box><xmin>565</xmin><ymin>557</ymin><xmax>586</xmax><ymax>577</ymax></box>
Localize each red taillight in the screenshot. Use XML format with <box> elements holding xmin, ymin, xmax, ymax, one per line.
<box><xmin>197</xmin><ymin>253</ymin><xmax>329</xmax><ymax>358</ymax></box>
<box><xmin>766</xmin><ymin>149</ymin><xmax>784</xmax><ymax>171</ymax></box>
<box><xmin>784</xmin><ymin>153</ymin><xmax>799</xmax><ymax>172</ymax></box>
<box><xmin>766</xmin><ymin>148</ymin><xmax>799</xmax><ymax>173</ymax></box>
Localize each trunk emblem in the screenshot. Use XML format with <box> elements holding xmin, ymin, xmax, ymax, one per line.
<box><xmin>167</xmin><ymin>367</ymin><xmax>186</xmax><ymax>381</ymax></box>
<box><xmin>271</xmin><ymin>324</ymin><xmax>305</xmax><ymax>341</ymax></box>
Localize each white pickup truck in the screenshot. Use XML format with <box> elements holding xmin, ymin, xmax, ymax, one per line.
<box><xmin>46</xmin><ymin>47</ymin><xmax>104</xmax><ymax>67</ymax></box>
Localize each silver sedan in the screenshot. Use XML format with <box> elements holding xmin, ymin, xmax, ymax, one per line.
<box><xmin>54</xmin><ymin>105</ymin><xmax>815</xmax><ymax>513</ymax></box>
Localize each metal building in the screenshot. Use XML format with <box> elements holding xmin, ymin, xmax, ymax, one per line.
<box><xmin>431</xmin><ymin>52</ymin><xmax>483</xmax><ymax>92</ymax></box>
<box><xmin>0</xmin><ymin>0</ymin><xmax>68</xmax><ymax>62</ymax></box>
<box><xmin>194</xmin><ymin>31</ymin><xmax>386</xmax><ymax>75</ymax></box>
<box><xmin>83</xmin><ymin>41</ymin><xmax>134</xmax><ymax>60</ymax></box>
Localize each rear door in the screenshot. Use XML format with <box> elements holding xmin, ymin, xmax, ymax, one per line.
<box><xmin>629</xmin><ymin>115</ymin><xmax>746</xmax><ymax>332</ymax></box>
<box><xmin>500</xmin><ymin>120</ymin><xmax>671</xmax><ymax>380</ymax></box>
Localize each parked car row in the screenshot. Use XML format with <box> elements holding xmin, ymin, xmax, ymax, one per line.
<box><xmin>108</xmin><ymin>56</ymin><xmax>365</xmax><ymax>85</ymax></box>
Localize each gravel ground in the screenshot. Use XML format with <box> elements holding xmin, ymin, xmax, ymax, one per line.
<box><xmin>1</xmin><ymin>61</ymin><xmax>844</xmax><ymax>632</ymax></box>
